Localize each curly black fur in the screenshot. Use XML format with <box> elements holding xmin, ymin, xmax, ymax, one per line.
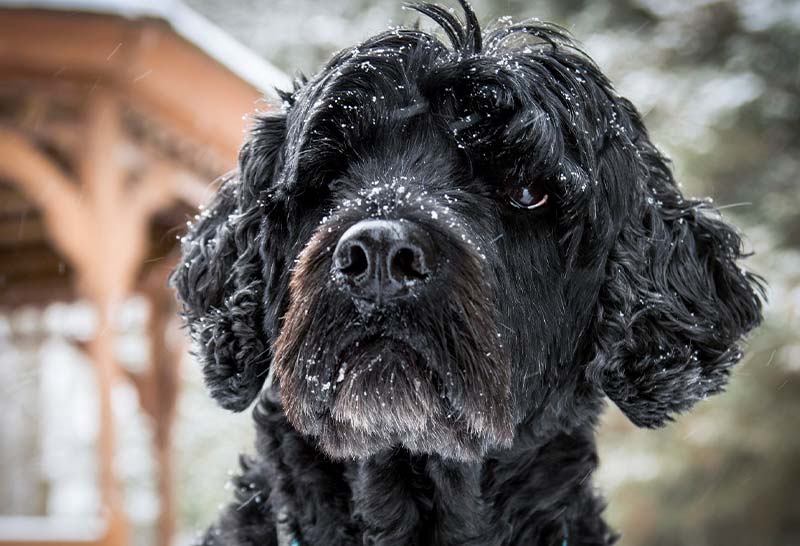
<box><xmin>172</xmin><ymin>1</ymin><xmax>764</xmax><ymax>544</ymax></box>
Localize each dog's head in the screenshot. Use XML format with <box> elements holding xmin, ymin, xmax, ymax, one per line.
<box><xmin>173</xmin><ymin>1</ymin><xmax>764</xmax><ymax>461</ymax></box>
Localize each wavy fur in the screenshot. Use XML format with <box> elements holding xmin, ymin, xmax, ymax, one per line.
<box><xmin>173</xmin><ymin>1</ymin><xmax>764</xmax><ymax>544</ymax></box>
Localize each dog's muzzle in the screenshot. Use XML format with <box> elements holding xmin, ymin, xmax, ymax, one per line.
<box><xmin>331</xmin><ymin>219</ymin><xmax>436</xmax><ymax>305</ymax></box>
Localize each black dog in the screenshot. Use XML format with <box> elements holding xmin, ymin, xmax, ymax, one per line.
<box><xmin>173</xmin><ymin>2</ymin><xmax>764</xmax><ymax>544</ymax></box>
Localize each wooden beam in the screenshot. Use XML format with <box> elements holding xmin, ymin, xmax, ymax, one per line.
<box><xmin>0</xmin><ymin>277</ymin><xmax>75</xmax><ymax>308</ymax></box>
<box><xmin>0</xmin><ymin>189</ymin><xmax>39</xmax><ymax>217</ymax></box>
<box><xmin>0</xmin><ymin>128</ymin><xmax>90</xmax><ymax>268</ymax></box>
<box><xmin>0</xmin><ymin>215</ymin><xmax>48</xmax><ymax>247</ymax></box>
<box><xmin>73</xmin><ymin>90</ymin><xmax>130</xmax><ymax>546</ymax></box>
<box><xmin>0</xmin><ymin>245</ymin><xmax>66</xmax><ymax>276</ymax></box>
<box><xmin>0</xmin><ymin>10</ymin><xmax>264</xmax><ymax>165</ymax></box>
<box><xmin>140</xmin><ymin>260</ymin><xmax>182</xmax><ymax>546</ymax></box>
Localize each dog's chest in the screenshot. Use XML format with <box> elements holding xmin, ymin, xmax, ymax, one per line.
<box><xmin>269</xmin><ymin>449</ymin><xmax>583</xmax><ymax>546</ymax></box>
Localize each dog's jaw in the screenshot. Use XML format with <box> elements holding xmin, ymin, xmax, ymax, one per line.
<box><xmin>275</xmin><ymin>333</ymin><xmax>514</xmax><ymax>461</ymax></box>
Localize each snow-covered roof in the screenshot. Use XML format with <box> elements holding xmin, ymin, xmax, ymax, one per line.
<box><xmin>0</xmin><ymin>0</ymin><xmax>292</xmax><ymax>95</ymax></box>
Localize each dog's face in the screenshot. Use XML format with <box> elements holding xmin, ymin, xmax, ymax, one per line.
<box><xmin>173</xmin><ymin>2</ymin><xmax>763</xmax><ymax>461</ymax></box>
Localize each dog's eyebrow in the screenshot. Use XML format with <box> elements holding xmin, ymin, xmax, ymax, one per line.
<box><xmin>393</xmin><ymin>100</ymin><xmax>429</xmax><ymax>120</ymax></box>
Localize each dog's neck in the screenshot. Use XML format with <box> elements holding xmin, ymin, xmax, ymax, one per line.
<box><xmin>235</xmin><ymin>395</ymin><xmax>615</xmax><ymax>546</ymax></box>
<box><xmin>347</xmin><ymin>432</ymin><xmax>611</xmax><ymax>545</ymax></box>
<box><xmin>349</xmin><ymin>449</ymin><xmax>490</xmax><ymax>544</ymax></box>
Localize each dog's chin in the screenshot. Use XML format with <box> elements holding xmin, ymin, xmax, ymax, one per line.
<box><xmin>280</xmin><ymin>338</ymin><xmax>514</xmax><ymax>462</ymax></box>
<box><xmin>315</xmin><ymin>417</ymin><xmax>508</xmax><ymax>462</ymax></box>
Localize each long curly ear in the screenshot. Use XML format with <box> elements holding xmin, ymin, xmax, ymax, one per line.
<box><xmin>172</xmin><ymin>112</ymin><xmax>287</xmax><ymax>411</ymax></box>
<box><xmin>589</xmin><ymin>100</ymin><xmax>765</xmax><ymax>428</ymax></box>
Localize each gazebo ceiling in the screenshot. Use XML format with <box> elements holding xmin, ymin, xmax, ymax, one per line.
<box><xmin>0</xmin><ymin>3</ymin><xmax>286</xmax><ymax>308</ymax></box>
<box><xmin>0</xmin><ymin>7</ymin><xmax>284</xmax><ymax>166</ymax></box>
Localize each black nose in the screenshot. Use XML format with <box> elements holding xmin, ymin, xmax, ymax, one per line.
<box><xmin>332</xmin><ymin>219</ymin><xmax>435</xmax><ymax>304</ymax></box>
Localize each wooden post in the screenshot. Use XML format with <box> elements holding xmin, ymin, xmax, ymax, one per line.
<box><xmin>82</xmin><ymin>296</ymin><xmax>128</xmax><ymax>546</ymax></box>
<box><xmin>0</xmin><ymin>122</ymin><xmax>130</xmax><ymax>545</ymax></box>
<box><xmin>141</xmin><ymin>262</ymin><xmax>182</xmax><ymax>546</ymax></box>
<box><xmin>75</xmin><ymin>90</ymin><xmax>134</xmax><ymax>546</ymax></box>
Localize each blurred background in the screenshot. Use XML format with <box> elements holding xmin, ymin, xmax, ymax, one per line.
<box><xmin>0</xmin><ymin>0</ymin><xmax>797</xmax><ymax>545</ymax></box>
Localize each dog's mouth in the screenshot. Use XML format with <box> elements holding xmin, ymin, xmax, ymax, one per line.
<box><xmin>275</xmin><ymin>312</ymin><xmax>514</xmax><ymax>460</ymax></box>
<box><xmin>335</xmin><ymin>334</ymin><xmax>417</xmax><ymax>370</ymax></box>
<box><xmin>331</xmin><ymin>334</ymin><xmax>433</xmax><ymax>389</ymax></box>
<box><xmin>327</xmin><ymin>334</ymin><xmax>447</xmax><ymax>427</ymax></box>
<box><xmin>274</xmin><ymin>322</ymin><xmax>514</xmax><ymax>461</ymax></box>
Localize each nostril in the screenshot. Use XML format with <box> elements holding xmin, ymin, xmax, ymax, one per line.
<box><xmin>391</xmin><ymin>246</ymin><xmax>429</xmax><ymax>283</ymax></box>
<box><xmin>333</xmin><ymin>220</ymin><xmax>436</xmax><ymax>302</ymax></box>
<box><xmin>339</xmin><ymin>243</ymin><xmax>369</xmax><ymax>277</ymax></box>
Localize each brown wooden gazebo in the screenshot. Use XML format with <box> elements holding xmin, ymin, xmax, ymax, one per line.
<box><xmin>0</xmin><ymin>2</ymin><xmax>286</xmax><ymax>544</ymax></box>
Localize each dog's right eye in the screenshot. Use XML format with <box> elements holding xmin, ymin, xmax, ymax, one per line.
<box><xmin>504</xmin><ymin>184</ymin><xmax>549</xmax><ymax>210</ymax></box>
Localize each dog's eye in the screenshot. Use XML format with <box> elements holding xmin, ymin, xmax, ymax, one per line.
<box><xmin>504</xmin><ymin>185</ymin><xmax>548</xmax><ymax>210</ymax></box>
<box><xmin>328</xmin><ymin>178</ymin><xmax>345</xmax><ymax>192</ymax></box>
